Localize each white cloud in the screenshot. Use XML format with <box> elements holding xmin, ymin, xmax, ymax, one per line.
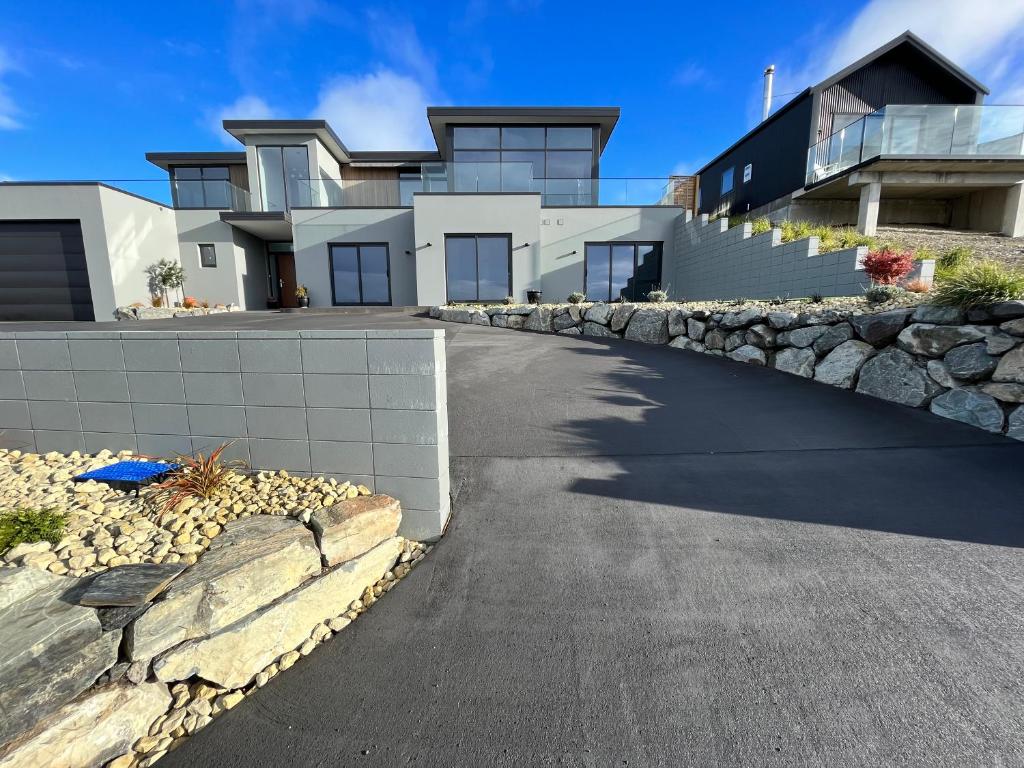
<box><xmin>672</xmin><ymin>63</ymin><xmax>710</xmax><ymax>88</ymax></box>
<box><xmin>207</xmin><ymin>95</ymin><xmax>277</xmax><ymax>145</ymax></box>
<box><xmin>0</xmin><ymin>47</ymin><xmax>21</xmax><ymax>130</ymax></box>
<box><xmin>311</xmin><ymin>69</ymin><xmax>435</xmax><ymax>150</ymax></box>
<box><xmin>671</xmin><ymin>158</ymin><xmax>708</xmax><ymax>176</ymax></box>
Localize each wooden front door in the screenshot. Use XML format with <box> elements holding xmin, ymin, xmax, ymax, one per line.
<box><xmin>277</xmin><ymin>253</ymin><xmax>298</xmax><ymax>308</ymax></box>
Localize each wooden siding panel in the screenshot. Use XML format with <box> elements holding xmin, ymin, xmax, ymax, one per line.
<box><xmin>340</xmin><ymin>166</ymin><xmax>400</xmax><ymax>206</ymax></box>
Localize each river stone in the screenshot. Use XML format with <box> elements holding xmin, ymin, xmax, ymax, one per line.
<box><xmin>979</xmin><ymin>382</ymin><xmax>1024</xmax><ymax>403</ymax></box>
<box><xmin>855</xmin><ymin>348</ymin><xmax>942</xmax><ymax>406</ymax></box>
<box><xmin>668</xmin><ymin>337</ymin><xmax>705</xmax><ymax>353</ymax></box>
<box><xmin>0</xmin><ymin>683</ymin><xmax>170</xmax><ymax>768</ymax></box>
<box><xmin>911</xmin><ymin>305</ymin><xmax>965</xmax><ymax>325</ymax></box>
<box><xmin>609</xmin><ymin>303</ymin><xmax>637</xmax><ymax>332</ymax></box>
<box><xmin>777</xmin><ymin>325</ymin><xmax>829</xmax><ymax>349</ymax></box>
<box><xmin>438</xmin><ymin>307</ymin><xmax>489</xmax><ymax>326</ymax></box>
<box><xmin>309</xmin><ymin>495</ymin><xmax>401</xmax><ymax>567</ymax></box>
<box><xmin>1008</xmin><ymin>406</ymin><xmax>1024</xmax><ymax>440</ymax></box>
<box><xmin>552</xmin><ymin>312</ymin><xmax>578</xmax><ymax>331</ymax></box>
<box><xmin>704</xmin><ymin>328</ymin><xmax>727</xmax><ymax>350</ymax></box>
<box><xmin>582</xmin><ymin>321</ymin><xmax>618</xmax><ymax>338</ymax></box>
<box><xmin>126</xmin><ymin>516</ymin><xmax>321</xmax><ymax>661</ymax></box>
<box><xmin>814</xmin><ymin>340</ymin><xmax>876</xmax><ymax>389</ymax></box>
<box><xmin>624</xmin><ymin>309</ymin><xmax>669</xmax><ymax>344</ymax></box>
<box><xmin>491</xmin><ymin>314</ymin><xmax>525</xmax><ymax>329</ymax></box>
<box><xmin>719</xmin><ymin>308</ymin><xmax>764</xmax><ymax>330</ymax></box>
<box><xmin>992</xmin><ymin>344</ymin><xmax>1024</xmax><ymax>384</ymax></box>
<box><xmin>768</xmin><ymin>311</ymin><xmax>799</xmax><ymax>330</ymax></box>
<box><xmin>687</xmin><ymin>318</ymin><xmax>707</xmax><ymax>341</ymax></box>
<box><xmin>667</xmin><ymin>308</ymin><xmax>692</xmax><ymax>336</ymax></box>
<box><xmin>523</xmin><ymin>306</ymin><xmax>554</xmax><ymax>332</ymax></box>
<box><xmin>583</xmin><ymin>303</ymin><xmax>612</xmax><ymax>325</ymax></box>
<box><xmin>943</xmin><ymin>342</ymin><xmax>999</xmax><ymax>382</ymax></box>
<box><xmin>78</xmin><ymin>563</ymin><xmax>186</xmax><ymax>607</ymax></box>
<box><xmin>724</xmin><ymin>330</ymin><xmax>746</xmax><ymax>352</ymax></box>
<box><xmin>926</xmin><ymin>360</ymin><xmax>962</xmax><ymax>389</ymax></box>
<box><xmin>929</xmin><ymin>390</ymin><xmax>1005</xmax><ymax>433</ymax></box>
<box><xmin>153</xmin><ymin>538</ymin><xmax>402</xmax><ymax>689</ymax></box>
<box><xmin>0</xmin><ymin>569</ymin><xmax>121</xmax><ymax>747</ymax></box>
<box><xmin>773</xmin><ymin>347</ymin><xmax>816</xmax><ymax>378</ymax></box>
<box><xmin>726</xmin><ymin>345</ymin><xmax>767</xmax><ymax>366</ymax></box>
<box><xmin>745</xmin><ymin>324</ymin><xmax>776</xmax><ymax>350</ymax></box>
<box><xmin>850</xmin><ymin>309</ymin><xmax>913</xmax><ymax>346</ymax></box>
<box><xmin>897</xmin><ymin>323</ymin><xmax>988</xmax><ymax>357</ymax></box>
<box><xmin>812</xmin><ymin>322</ymin><xmax>854</xmax><ymax>355</ymax></box>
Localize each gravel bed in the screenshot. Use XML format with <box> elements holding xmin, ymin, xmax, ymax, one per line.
<box><xmin>877</xmin><ymin>225</ymin><xmax>1024</xmax><ymax>270</ymax></box>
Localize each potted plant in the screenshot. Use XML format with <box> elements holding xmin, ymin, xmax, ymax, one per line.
<box><xmin>295</xmin><ymin>284</ymin><xmax>310</xmax><ymax>308</ymax></box>
<box><xmin>526</xmin><ymin>289</ymin><xmax>543</xmax><ymax>304</ymax></box>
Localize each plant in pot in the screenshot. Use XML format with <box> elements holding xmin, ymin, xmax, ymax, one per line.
<box><xmin>295</xmin><ymin>284</ymin><xmax>310</xmax><ymax>308</ymax></box>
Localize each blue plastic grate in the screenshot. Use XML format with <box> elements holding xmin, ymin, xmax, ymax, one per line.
<box><xmin>74</xmin><ymin>461</ymin><xmax>180</xmax><ymax>484</ymax></box>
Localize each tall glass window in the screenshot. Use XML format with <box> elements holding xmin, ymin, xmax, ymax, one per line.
<box><xmin>257</xmin><ymin>146</ymin><xmax>311</xmax><ymax>211</ymax></box>
<box><xmin>399</xmin><ymin>170</ymin><xmax>421</xmax><ymax>206</ymax></box>
<box><xmin>584</xmin><ymin>242</ymin><xmax>663</xmax><ymax>302</ymax></box>
<box><xmin>329</xmin><ymin>243</ymin><xmax>391</xmax><ymax>305</ymax></box>
<box><xmin>445</xmin><ymin>234</ymin><xmax>511</xmax><ymax>302</ymax></box>
<box><xmin>172</xmin><ymin>167</ymin><xmax>231</xmax><ymax>208</ymax></box>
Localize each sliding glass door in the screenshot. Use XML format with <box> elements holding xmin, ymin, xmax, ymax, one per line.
<box><xmin>445</xmin><ymin>234</ymin><xmax>512</xmax><ymax>302</ymax></box>
<box><xmin>584</xmin><ymin>242</ymin><xmax>663</xmax><ymax>302</ymax></box>
<box><xmin>329</xmin><ymin>243</ymin><xmax>391</xmax><ymax>305</ymax></box>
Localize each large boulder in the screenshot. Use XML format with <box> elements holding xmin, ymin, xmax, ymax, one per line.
<box><xmin>911</xmin><ymin>305</ymin><xmax>965</xmax><ymax>325</ymax></box>
<box><xmin>154</xmin><ymin>538</ymin><xmax>402</xmax><ymax>689</ymax></box>
<box><xmin>855</xmin><ymin>348</ymin><xmax>943</xmax><ymax>407</ymax></box>
<box><xmin>78</xmin><ymin>563</ymin><xmax>185</xmax><ymax>607</ymax></box>
<box><xmin>777</xmin><ymin>325</ymin><xmax>829</xmax><ymax>349</ymax></box>
<box><xmin>926</xmin><ymin>359</ymin><xmax>962</xmax><ymax>389</ymax></box>
<box><xmin>773</xmin><ymin>347</ymin><xmax>816</xmax><ymax>378</ymax></box>
<box><xmin>704</xmin><ymin>328</ymin><xmax>727</xmax><ymax>350</ymax></box>
<box><xmin>486</xmin><ymin>305</ymin><xmax>533</xmax><ymax>316</ymax></box>
<box><xmin>0</xmin><ymin>683</ymin><xmax>170</xmax><ymax>768</ymax></box>
<box><xmin>724</xmin><ymin>330</ymin><xmax>746</xmax><ymax>352</ymax></box>
<box><xmin>726</xmin><ymin>345</ymin><xmax>766</xmax><ymax>366</ymax></box>
<box><xmin>814</xmin><ymin>340</ymin><xmax>876</xmax><ymax>389</ymax></box>
<box><xmin>719</xmin><ymin>308</ymin><xmax>764</xmax><ymax>330</ymax></box>
<box><xmin>992</xmin><ymin>343</ymin><xmax>1024</xmax><ymax>384</ymax></box>
<box><xmin>985</xmin><ymin>331</ymin><xmax>1018</xmax><ymax>355</ymax></box>
<box><xmin>609</xmin><ymin>303</ymin><xmax>637</xmax><ymax>332</ymax></box>
<box><xmin>624</xmin><ymin>309</ymin><xmax>669</xmax><ymax>344</ymax></box>
<box><xmin>943</xmin><ymin>342</ymin><xmax>999</xmax><ymax>382</ymax></box>
<box><xmin>687</xmin><ymin>318</ymin><xmax>707</xmax><ymax>341</ymax></box>
<box><xmin>1008</xmin><ymin>405</ymin><xmax>1024</xmax><ymax>441</ymax></box>
<box><xmin>667</xmin><ymin>308</ymin><xmax>692</xmax><ymax>336</ymax></box>
<box><xmin>929</xmin><ymin>390</ymin><xmax>1005</xmax><ymax>433</ymax></box>
<box><xmin>745</xmin><ymin>324</ymin><xmax>776</xmax><ymax>350</ymax></box>
<box><xmin>850</xmin><ymin>308</ymin><xmax>913</xmax><ymax>346</ymax></box>
<box><xmin>812</xmin><ymin>322</ymin><xmax>854</xmax><ymax>355</ymax></box>
<box><xmin>767</xmin><ymin>311</ymin><xmax>799</xmax><ymax>330</ymax></box>
<box><xmin>897</xmin><ymin>323</ymin><xmax>988</xmax><ymax>357</ymax></box>
<box><xmin>1001</xmin><ymin>318</ymin><xmax>1024</xmax><ymax>336</ymax></box>
<box><xmin>0</xmin><ymin>569</ymin><xmax>121</xmax><ymax>747</ymax></box>
<box><xmin>583</xmin><ymin>303</ymin><xmax>613</xmax><ymax>325</ymax></box>
<box><xmin>582</xmin><ymin>321</ymin><xmax>618</xmax><ymax>338</ymax></box>
<box><xmin>979</xmin><ymin>382</ymin><xmax>1024</xmax><ymax>403</ymax></box>
<box><xmin>309</xmin><ymin>495</ymin><xmax>401</xmax><ymax>567</ymax></box>
<box><xmin>491</xmin><ymin>314</ymin><xmax>525</xmax><ymax>329</ymax></box>
<box><xmin>969</xmin><ymin>300</ymin><xmax>1024</xmax><ymax>322</ymax></box>
<box><xmin>552</xmin><ymin>312</ymin><xmax>578</xmax><ymax>332</ymax></box>
<box><xmin>523</xmin><ymin>306</ymin><xmax>555</xmax><ymax>332</ymax></box>
<box><xmin>438</xmin><ymin>307</ymin><xmax>490</xmax><ymax>326</ymax></box>
<box><xmin>668</xmin><ymin>337</ymin><xmax>705</xmax><ymax>353</ymax></box>
<box><xmin>126</xmin><ymin>516</ymin><xmax>321</xmax><ymax>661</ymax></box>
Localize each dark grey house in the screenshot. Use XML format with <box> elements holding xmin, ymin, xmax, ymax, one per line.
<box><xmin>697</xmin><ymin>31</ymin><xmax>1024</xmax><ymax>237</ymax></box>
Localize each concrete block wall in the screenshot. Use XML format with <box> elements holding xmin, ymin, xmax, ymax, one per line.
<box><xmin>672</xmin><ymin>212</ymin><xmax>869</xmax><ymax>301</ymax></box>
<box><xmin>0</xmin><ymin>329</ymin><xmax>449</xmax><ymax>540</ymax></box>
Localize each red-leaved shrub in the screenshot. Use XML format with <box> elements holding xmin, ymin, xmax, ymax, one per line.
<box><xmin>182</xmin><ymin>296</ymin><xmax>200</xmax><ymax>309</ymax></box>
<box><xmin>863</xmin><ymin>247</ymin><xmax>914</xmax><ymax>285</ymax></box>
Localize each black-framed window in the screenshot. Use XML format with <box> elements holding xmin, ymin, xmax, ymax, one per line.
<box><xmin>584</xmin><ymin>242</ymin><xmax>663</xmax><ymax>302</ymax></box>
<box><xmin>445</xmin><ymin>234</ymin><xmax>512</xmax><ymax>302</ymax></box>
<box><xmin>172</xmin><ymin>166</ymin><xmax>231</xmax><ymax>208</ymax></box>
<box><xmin>257</xmin><ymin>145</ymin><xmax>311</xmax><ymax>211</ymax></box>
<box><xmin>720</xmin><ymin>167</ymin><xmax>734</xmax><ymax>195</ymax></box>
<box><xmin>329</xmin><ymin>243</ymin><xmax>391</xmax><ymax>305</ymax></box>
<box><xmin>198</xmin><ymin>243</ymin><xmax>217</xmax><ymax>268</ymax></box>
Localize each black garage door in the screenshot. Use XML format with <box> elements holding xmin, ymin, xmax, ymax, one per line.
<box><xmin>0</xmin><ymin>220</ymin><xmax>95</xmax><ymax>321</ymax></box>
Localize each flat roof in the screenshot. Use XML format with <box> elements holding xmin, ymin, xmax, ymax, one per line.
<box><xmin>145</xmin><ymin>152</ymin><xmax>247</xmax><ymax>171</ymax></box>
<box><xmin>426</xmin><ymin>106</ymin><xmax>621</xmax><ymax>156</ymax></box>
<box><xmin>222</xmin><ymin>120</ymin><xmax>351</xmax><ymax>162</ymax></box>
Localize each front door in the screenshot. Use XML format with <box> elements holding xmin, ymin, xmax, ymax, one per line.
<box><xmin>277</xmin><ymin>253</ymin><xmax>298</xmax><ymax>308</ymax></box>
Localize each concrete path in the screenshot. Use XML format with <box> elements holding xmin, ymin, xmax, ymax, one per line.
<box><xmin>160</xmin><ymin>313</ymin><xmax>1024</xmax><ymax>767</ymax></box>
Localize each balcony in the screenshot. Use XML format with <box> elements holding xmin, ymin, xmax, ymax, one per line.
<box><xmin>172</xmin><ymin>179</ymin><xmax>251</xmax><ymax>211</ymax></box>
<box><xmin>806</xmin><ymin>105</ymin><xmax>1024</xmax><ymax>186</ymax></box>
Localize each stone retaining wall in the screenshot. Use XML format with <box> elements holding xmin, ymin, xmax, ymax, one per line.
<box><xmin>114</xmin><ymin>306</ymin><xmax>241</xmax><ymax>321</ymax></box>
<box><xmin>0</xmin><ymin>491</ymin><xmax>428</xmax><ymax>768</ymax></box>
<box><xmin>432</xmin><ymin>302</ymin><xmax>1024</xmax><ymax>441</ymax></box>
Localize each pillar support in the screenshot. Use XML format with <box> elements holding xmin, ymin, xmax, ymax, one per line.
<box><xmin>856</xmin><ymin>182</ymin><xmax>881</xmax><ymax>236</ymax></box>
<box><xmin>1001</xmin><ymin>183</ymin><xmax>1024</xmax><ymax>238</ymax></box>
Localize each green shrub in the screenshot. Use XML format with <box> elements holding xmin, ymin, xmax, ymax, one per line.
<box><xmin>646</xmin><ymin>289</ymin><xmax>668</xmax><ymax>302</ymax></box>
<box><xmin>864</xmin><ymin>284</ymin><xmax>906</xmax><ymax>303</ymax></box>
<box><xmin>567</xmin><ymin>291</ymin><xmax>585</xmax><ymax>304</ymax></box>
<box><xmin>934</xmin><ymin>246</ymin><xmax>974</xmax><ymax>280</ymax></box>
<box><xmin>0</xmin><ymin>508</ymin><xmax>66</xmax><ymax>554</ymax></box>
<box><xmin>808</xmin><ymin>292</ymin><xmax>824</xmax><ymax>304</ymax></box>
<box><xmin>503</xmin><ymin>296</ymin><xmax>516</xmax><ymax>305</ymax></box>
<box><xmin>750</xmin><ymin>217</ymin><xmax>772</xmax><ymax>235</ymax></box>
<box><xmin>835</xmin><ymin>227</ymin><xmax>877</xmax><ymax>251</ymax></box>
<box><xmin>779</xmin><ymin>220</ymin><xmax>813</xmax><ymax>243</ymax></box>
<box><xmin>930</xmin><ymin>260</ymin><xmax>1024</xmax><ymax>309</ymax></box>
<box><xmin>913</xmin><ymin>246</ymin><xmax>938</xmax><ymax>262</ymax></box>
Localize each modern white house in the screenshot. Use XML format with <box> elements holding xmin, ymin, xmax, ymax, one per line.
<box><xmin>0</xmin><ymin>107</ymin><xmax>692</xmax><ymax>321</ymax></box>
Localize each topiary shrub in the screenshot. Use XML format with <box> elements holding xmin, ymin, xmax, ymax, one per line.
<box><xmin>567</xmin><ymin>291</ymin><xmax>585</xmax><ymax>304</ymax></box>
<box><xmin>863</xmin><ymin>247</ymin><xmax>914</xmax><ymax>285</ymax></box>
<box><xmin>930</xmin><ymin>260</ymin><xmax>1024</xmax><ymax>309</ymax></box>
<box><xmin>0</xmin><ymin>508</ymin><xmax>66</xmax><ymax>554</ymax></box>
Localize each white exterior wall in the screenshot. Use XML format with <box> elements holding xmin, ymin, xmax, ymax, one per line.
<box><xmin>412</xmin><ymin>194</ymin><xmax>542</xmax><ymax>305</ymax></box>
<box><xmin>291</xmin><ymin>208</ymin><xmax>417</xmax><ymax>307</ymax></box>
<box><xmin>539</xmin><ymin>206</ymin><xmax>682</xmax><ymax>301</ymax></box>
<box><xmin>172</xmin><ymin>210</ymin><xmax>268</xmax><ymax>309</ymax></box>
<box><xmin>243</xmin><ymin>134</ymin><xmax>339</xmax><ymax>210</ymax></box>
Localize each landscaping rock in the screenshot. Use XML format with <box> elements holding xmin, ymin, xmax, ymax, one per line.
<box><xmin>438</xmin><ymin>307</ymin><xmax>489</xmax><ymax>326</ymax></box>
<box><xmin>812</xmin><ymin>322</ymin><xmax>854</xmax><ymax>355</ymax></box>
<box><xmin>609</xmin><ymin>303</ymin><xmax>637</xmax><ymax>332</ymax></box>
<box><xmin>126</xmin><ymin>516</ymin><xmax>321</xmax><ymax>661</ymax></box>
<box><xmin>726</xmin><ymin>345</ymin><xmax>766</xmax><ymax>366</ymax></box>
<box><xmin>979</xmin><ymin>382</ymin><xmax>1024</xmax><ymax>403</ymax></box>
<box><xmin>686</xmin><ymin>318</ymin><xmax>707</xmax><ymax>341</ymax></box>
<box><xmin>583</xmin><ymin>303</ymin><xmax>613</xmax><ymax>325</ymax></box>
<box><xmin>773</xmin><ymin>347</ymin><xmax>816</xmax><ymax>378</ymax></box>
<box><xmin>719</xmin><ymin>308</ymin><xmax>763</xmax><ymax>330</ymax></box>
<box><xmin>767</xmin><ymin>311</ymin><xmax>799</xmax><ymax>330</ymax></box>
<box><xmin>911</xmin><ymin>305</ymin><xmax>965</xmax><ymax>325</ymax></box>
<box><xmin>523</xmin><ymin>306</ymin><xmax>554</xmax><ymax>332</ymax></box>
<box><xmin>0</xmin><ymin>569</ymin><xmax>121</xmax><ymax>746</ymax></box>
<box><xmin>929</xmin><ymin>390</ymin><xmax>1005</xmax><ymax>433</ymax></box>
<box><xmin>856</xmin><ymin>348</ymin><xmax>943</xmax><ymax>407</ymax></box>
<box><xmin>850</xmin><ymin>309</ymin><xmax>913</xmax><ymax>346</ymax></box>
<box><xmin>745</xmin><ymin>324</ymin><xmax>776</xmax><ymax>350</ymax></box>
<box><xmin>990</xmin><ymin>300</ymin><xmax>1024</xmax><ymax>320</ymax></box>
<box><xmin>897</xmin><ymin>323</ymin><xmax>987</xmax><ymax>357</ymax></box>
<box><xmin>485</xmin><ymin>305</ymin><xmax>533</xmax><ymax>316</ymax></box>
<box><xmin>943</xmin><ymin>342</ymin><xmax>999</xmax><ymax>382</ymax></box>
<box><xmin>0</xmin><ymin>683</ymin><xmax>170</xmax><ymax>768</ymax></box>
<box><xmin>668</xmin><ymin>337</ymin><xmax>705</xmax><ymax>353</ymax></box>
<box><xmin>557</xmin><ymin>327</ymin><xmax>582</xmax><ymax>335</ymax></box>
<box><xmin>814</xmin><ymin>341</ymin><xmax>876</xmax><ymax>389</ymax></box>
<box><xmin>724</xmin><ymin>330</ymin><xmax>746</xmax><ymax>352</ymax></box>
<box><xmin>984</xmin><ymin>332</ymin><xmax>1018</xmax><ymax>355</ymax></box>
<box><xmin>552</xmin><ymin>312</ymin><xmax>578</xmax><ymax>331</ymax></box>
<box><xmin>78</xmin><ymin>563</ymin><xmax>186</xmax><ymax>607</ymax></box>
<box><xmin>582</xmin><ymin>321</ymin><xmax>618</xmax><ymax>338</ymax></box>
<box><xmin>703</xmin><ymin>328</ymin><xmax>727</xmax><ymax>350</ymax></box>
<box><xmin>624</xmin><ymin>309</ymin><xmax>669</xmax><ymax>344</ymax></box>
<box><xmin>925</xmin><ymin>360</ymin><xmax>962</xmax><ymax>389</ymax></box>
<box><xmin>153</xmin><ymin>538</ymin><xmax>402</xmax><ymax>689</ymax></box>
<box><xmin>777</xmin><ymin>325</ymin><xmax>829</xmax><ymax>349</ymax></box>
<box><xmin>992</xmin><ymin>344</ymin><xmax>1024</xmax><ymax>384</ymax></box>
<box><xmin>667</xmin><ymin>308</ymin><xmax>692</xmax><ymax>336</ymax></box>
<box><xmin>1001</xmin><ymin>318</ymin><xmax>1024</xmax><ymax>336</ymax></box>
<box><xmin>1008</xmin><ymin>405</ymin><xmax>1024</xmax><ymax>441</ymax></box>
<box><xmin>309</xmin><ymin>494</ymin><xmax>401</xmax><ymax>567</ymax></box>
<box><xmin>491</xmin><ymin>314</ymin><xmax>525</xmax><ymax>329</ymax></box>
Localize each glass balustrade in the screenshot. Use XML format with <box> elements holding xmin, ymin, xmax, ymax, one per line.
<box><xmin>171</xmin><ymin>179</ymin><xmax>251</xmax><ymax>211</ymax></box>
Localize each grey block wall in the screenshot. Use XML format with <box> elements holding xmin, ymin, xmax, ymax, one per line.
<box><xmin>0</xmin><ymin>329</ymin><xmax>449</xmax><ymax>540</ymax></box>
<box><xmin>671</xmin><ymin>212</ymin><xmax>870</xmax><ymax>301</ymax></box>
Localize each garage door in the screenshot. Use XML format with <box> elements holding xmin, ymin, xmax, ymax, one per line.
<box><xmin>0</xmin><ymin>221</ymin><xmax>95</xmax><ymax>321</ymax></box>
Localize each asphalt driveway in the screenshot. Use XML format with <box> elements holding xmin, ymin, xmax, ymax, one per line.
<box><xmin>159</xmin><ymin>312</ymin><xmax>1024</xmax><ymax>767</ymax></box>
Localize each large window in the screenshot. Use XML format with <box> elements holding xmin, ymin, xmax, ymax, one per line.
<box><xmin>172</xmin><ymin>167</ymin><xmax>232</xmax><ymax>208</ymax></box>
<box><xmin>257</xmin><ymin>146</ymin><xmax>311</xmax><ymax>211</ymax></box>
<box><xmin>584</xmin><ymin>242</ymin><xmax>663</xmax><ymax>302</ymax></box>
<box><xmin>329</xmin><ymin>243</ymin><xmax>391</xmax><ymax>305</ymax></box>
<box><xmin>445</xmin><ymin>234</ymin><xmax>512</xmax><ymax>302</ymax></box>
<box><xmin>720</xmin><ymin>167</ymin><xmax>734</xmax><ymax>196</ymax></box>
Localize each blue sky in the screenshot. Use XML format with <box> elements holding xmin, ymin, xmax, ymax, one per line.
<box><xmin>2</xmin><ymin>0</ymin><xmax>1024</xmax><ymax>202</ymax></box>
